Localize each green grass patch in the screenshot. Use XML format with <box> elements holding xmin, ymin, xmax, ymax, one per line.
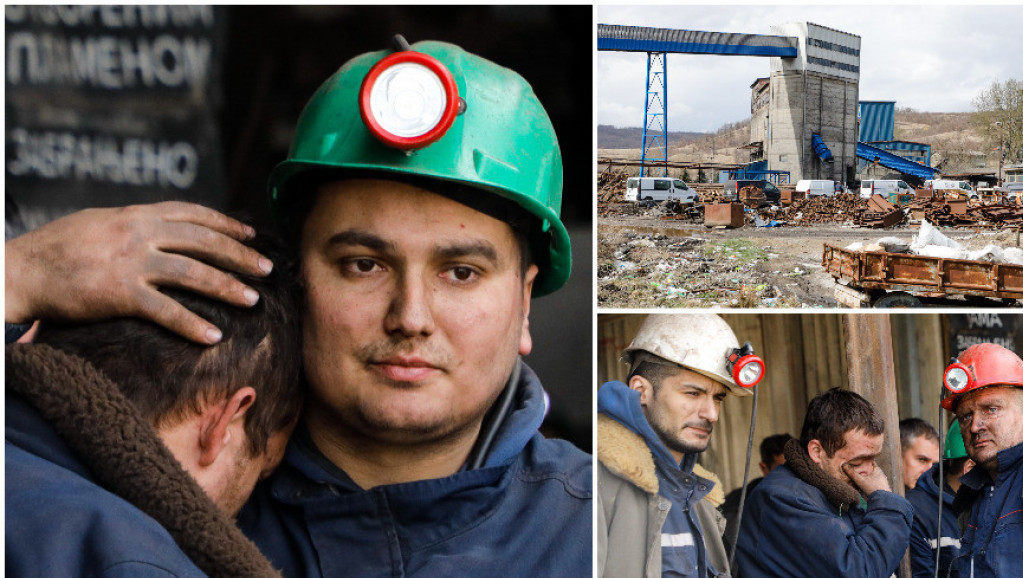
<box><xmin>700</xmin><ymin>239</ymin><xmax>769</xmax><ymax>264</ymax></box>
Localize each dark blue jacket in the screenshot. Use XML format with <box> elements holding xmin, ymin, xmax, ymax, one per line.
<box><xmin>238</xmin><ymin>363</ymin><xmax>592</xmax><ymax>577</ymax></box>
<box><xmin>953</xmin><ymin>441</ymin><xmax>1023</xmax><ymax>578</ymax></box>
<box><xmin>6</xmin><ymin>395</ymin><xmax>206</xmax><ymax>578</ymax></box>
<box><xmin>905</xmin><ymin>463</ymin><xmax>961</xmax><ymax>578</ymax></box>
<box><xmin>597</xmin><ymin>380</ymin><xmax>718</xmax><ymax>578</ymax></box>
<box><xmin>735</xmin><ymin>462</ymin><xmax>913</xmax><ymax>578</ymax></box>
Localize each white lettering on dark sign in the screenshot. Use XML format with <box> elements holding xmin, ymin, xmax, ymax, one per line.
<box><xmin>956</xmin><ymin>335</ymin><xmax>1014</xmax><ymax>352</ymax></box>
<box><xmin>6</xmin><ymin>31</ymin><xmax>211</xmax><ymax>90</ymax></box>
<box><xmin>966</xmin><ymin>314</ymin><xmax>1004</xmax><ymax>329</ymax></box>
<box><xmin>7</xmin><ymin>128</ymin><xmax>199</xmax><ymax>189</ymax></box>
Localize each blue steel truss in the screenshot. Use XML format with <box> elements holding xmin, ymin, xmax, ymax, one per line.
<box><xmin>642</xmin><ymin>52</ymin><xmax>668</xmax><ymax>177</ymax></box>
<box><xmin>856</xmin><ymin>142</ymin><xmax>938</xmax><ymax>180</ymax></box>
<box><xmin>599</xmin><ymin>24</ymin><xmax>798</xmax><ymax>178</ymax></box>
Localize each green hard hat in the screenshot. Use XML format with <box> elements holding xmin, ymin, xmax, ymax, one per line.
<box><xmin>944</xmin><ymin>419</ymin><xmax>967</xmax><ymax>460</ymax></box>
<box><xmin>268</xmin><ymin>38</ymin><xmax>570</xmax><ymax>296</ymax></box>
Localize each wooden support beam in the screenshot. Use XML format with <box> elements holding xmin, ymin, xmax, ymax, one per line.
<box><xmin>841</xmin><ymin>314</ymin><xmax>911</xmax><ymax>578</ymax></box>
<box><xmin>841</xmin><ymin>315</ymin><xmax>904</xmax><ymax>489</ymax></box>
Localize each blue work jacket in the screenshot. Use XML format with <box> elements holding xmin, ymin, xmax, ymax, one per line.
<box><xmin>735</xmin><ymin>464</ymin><xmax>913</xmax><ymax>578</ymax></box>
<box><xmin>953</xmin><ymin>441</ymin><xmax>1023</xmax><ymax>578</ymax></box>
<box><xmin>6</xmin><ymin>394</ymin><xmax>206</xmax><ymax>578</ymax></box>
<box><xmin>906</xmin><ymin>463</ymin><xmax>961</xmax><ymax>578</ymax></box>
<box><xmin>238</xmin><ymin>364</ymin><xmax>592</xmax><ymax>577</ymax></box>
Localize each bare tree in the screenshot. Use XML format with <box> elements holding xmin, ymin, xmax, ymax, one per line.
<box><xmin>972</xmin><ymin>78</ymin><xmax>1023</xmax><ymax>164</ymax></box>
<box><xmin>932</xmin><ymin>131</ymin><xmax>979</xmax><ymax>174</ymax></box>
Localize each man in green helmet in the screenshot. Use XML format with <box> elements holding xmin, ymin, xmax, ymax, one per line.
<box><xmin>905</xmin><ymin>421</ymin><xmax>974</xmax><ymax>578</ymax></box>
<box><xmin>6</xmin><ymin>38</ymin><xmax>591</xmax><ymax>577</ymax></box>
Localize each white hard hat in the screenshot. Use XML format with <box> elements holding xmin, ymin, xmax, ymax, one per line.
<box><xmin>621</xmin><ymin>313</ymin><xmax>754</xmax><ymax>396</ymax></box>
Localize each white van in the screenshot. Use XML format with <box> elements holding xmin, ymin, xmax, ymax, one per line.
<box><xmin>624</xmin><ymin>177</ymin><xmax>699</xmax><ymax>204</ymax></box>
<box><xmin>859</xmin><ymin>179</ymin><xmax>912</xmax><ymax>199</ymax></box>
<box><xmin>795</xmin><ymin>180</ymin><xmax>838</xmax><ymax>197</ymax></box>
<box><xmin>925</xmin><ymin>179</ymin><xmax>977</xmax><ymax>200</ymax></box>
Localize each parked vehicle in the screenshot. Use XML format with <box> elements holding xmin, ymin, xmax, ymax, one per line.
<box><xmin>859</xmin><ymin>179</ymin><xmax>912</xmax><ymax>199</ymax></box>
<box><xmin>624</xmin><ymin>177</ymin><xmax>699</xmax><ymax>204</ymax></box>
<box><xmin>976</xmin><ymin>186</ymin><xmax>1007</xmax><ymax>202</ymax></box>
<box><xmin>723</xmin><ymin>179</ymin><xmax>781</xmax><ymax>205</ymax></box>
<box><xmin>795</xmin><ymin>179</ymin><xmax>838</xmax><ymax>197</ymax></box>
<box><xmin>925</xmin><ymin>179</ymin><xmax>978</xmax><ymax>200</ymax></box>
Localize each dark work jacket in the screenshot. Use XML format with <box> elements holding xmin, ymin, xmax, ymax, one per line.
<box><xmin>721</xmin><ymin>477</ymin><xmax>765</xmax><ymax>555</ymax></box>
<box><xmin>5</xmin><ymin>344</ymin><xmax>279</xmax><ymax>578</ymax></box>
<box><xmin>953</xmin><ymin>442</ymin><xmax>1023</xmax><ymax>578</ymax></box>
<box><xmin>905</xmin><ymin>463</ymin><xmax>961</xmax><ymax>578</ymax></box>
<box><xmin>7</xmin><ymin>395</ymin><xmax>209</xmax><ymax>578</ymax></box>
<box><xmin>237</xmin><ymin>363</ymin><xmax>592</xmax><ymax>577</ymax></box>
<box><xmin>735</xmin><ymin>439</ymin><xmax>913</xmax><ymax>578</ymax></box>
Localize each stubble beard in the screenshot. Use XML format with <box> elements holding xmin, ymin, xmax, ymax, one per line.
<box><xmin>647</xmin><ymin>411</ymin><xmax>713</xmax><ymax>456</ymax></box>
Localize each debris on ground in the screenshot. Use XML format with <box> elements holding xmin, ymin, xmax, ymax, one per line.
<box><xmin>598</xmin><ymin>230</ymin><xmax>808</xmax><ymax>308</ymax></box>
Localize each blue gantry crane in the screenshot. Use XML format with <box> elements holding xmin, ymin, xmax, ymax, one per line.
<box><xmin>598</xmin><ymin>24</ymin><xmax>797</xmax><ymax>177</ymax></box>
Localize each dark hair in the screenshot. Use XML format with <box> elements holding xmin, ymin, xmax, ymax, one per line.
<box><xmin>899</xmin><ymin>417</ymin><xmax>939</xmax><ymax>450</ymax></box>
<box><xmin>760</xmin><ymin>433</ymin><xmax>794</xmax><ymax>464</ymax></box>
<box><xmin>627</xmin><ymin>350</ymin><xmax>683</xmax><ymax>391</ymax></box>
<box><xmin>282</xmin><ymin>170</ymin><xmax>534</xmax><ymax>276</ymax></box>
<box><xmin>34</xmin><ymin>232</ymin><xmax>304</xmax><ymax>457</ymax></box>
<box><xmin>944</xmin><ymin>456</ymin><xmax>971</xmax><ymax>479</ymax></box>
<box><xmin>800</xmin><ymin>388</ymin><xmax>885</xmax><ymax>456</ymax></box>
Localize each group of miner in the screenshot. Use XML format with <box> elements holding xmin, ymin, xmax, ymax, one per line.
<box><xmin>598</xmin><ymin>313</ymin><xmax>1022</xmax><ymax>578</ymax></box>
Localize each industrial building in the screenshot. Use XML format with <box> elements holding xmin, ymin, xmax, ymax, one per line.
<box><xmin>749</xmin><ymin>22</ymin><xmax>861</xmax><ymax>185</ymax></box>
<box><xmin>598</xmin><ymin>21</ymin><xmax>940</xmax><ymax>185</ymax></box>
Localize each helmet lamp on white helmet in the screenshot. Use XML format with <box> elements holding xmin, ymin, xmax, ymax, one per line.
<box><xmin>727</xmin><ymin>342</ymin><xmax>765</xmax><ymax>388</ymax></box>
<box><xmin>621</xmin><ymin>314</ymin><xmax>762</xmax><ymax>395</ymax></box>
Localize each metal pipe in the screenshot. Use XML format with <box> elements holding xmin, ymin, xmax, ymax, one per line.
<box><xmin>801</xmin><ymin>67</ymin><xmax>807</xmax><ymax>180</ymax></box>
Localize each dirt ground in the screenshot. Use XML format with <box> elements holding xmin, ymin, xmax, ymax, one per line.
<box><xmin>598</xmin><ymin>210</ymin><xmax>1023</xmax><ymax>309</ymax></box>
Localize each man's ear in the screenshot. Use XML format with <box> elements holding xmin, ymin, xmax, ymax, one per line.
<box><xmin>518</xmin><ymin>264</ymin><xmax>539</xmax><ymax>357</ymax></box>
<box><xmin>806</xmin><ymin>439</ymin><xmax>825</xmax><ymax>465</ymax></box>
<box><xmin>627</xmin><ymin>375</ymin><xmax>655</xmax><ymax>406</ymax></box>
<box><xmin>759</xmin><ymin>461</ymin><xmax>770</xmax><ymax>477</ymax></box>
<box><xmin>198</xmin><ymin>387</ymin><xmax>257</xmax><ymax>468</ymax></box>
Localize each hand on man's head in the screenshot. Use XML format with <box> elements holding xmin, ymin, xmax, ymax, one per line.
<box><xmin>5</xmin><ymin>201</ymin><xmax>272</xmax><ymax>344</ymax></box>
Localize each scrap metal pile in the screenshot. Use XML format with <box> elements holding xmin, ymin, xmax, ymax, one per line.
<box><xmin>764</xmin><ymin>193</ymin><xmax>877</xmax><ymax>227</ymax></box>
<box><xmin>598</xmin><ymin>165</ymin><xmax>1023</xmax><ymax>231</ymax></box>
<box><xmin>598</xmin><ymin>168</ymin><xmax>629</xmax><ymax>205</ymax></box>
<box><xmin>905</xmin><ymin>198</ymin><xmax>1023</xmax><ymax>228</ymax></box>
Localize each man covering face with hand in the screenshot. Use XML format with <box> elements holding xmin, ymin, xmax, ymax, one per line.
<box><xmin>734</xmin><ymin>388</ymin><xmax>912</xmax><ymax>578</ymax></box>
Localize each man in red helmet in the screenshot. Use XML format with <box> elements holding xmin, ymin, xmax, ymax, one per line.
<box><xmin>942</xmin><ymin>343</ymin><xmax>1023</xmax><ymax>578</ymax></box>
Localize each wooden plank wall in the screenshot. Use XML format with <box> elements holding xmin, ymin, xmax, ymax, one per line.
<box><xmin>597</xmin><ymin>312</ymin><xmax>947</xmax><ymax>493</ymax></box>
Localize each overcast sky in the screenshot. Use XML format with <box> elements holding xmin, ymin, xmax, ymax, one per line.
<box><xmin>597</xmin><ymin>4</ymin><xmax>1023</xmax><ymax>133</ymax></box>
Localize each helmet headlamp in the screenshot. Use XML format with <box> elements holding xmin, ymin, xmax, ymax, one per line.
<box><xmin>727</xmin><ymin>342</ymin><xmax>765</xmax><ymax>388</ymax></box>
<box><xmin>943</xmin><ymin>359</ymin><xmax>972</xmax><ymax>394</ymax></box>
<box><xmin>359</xmin><ymin>46</ymin><xmax>460</xmax><ymax>150</ymax></box>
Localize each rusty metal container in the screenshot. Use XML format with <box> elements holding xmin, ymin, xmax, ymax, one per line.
<box><xmin>704</xmin><ymin>203</ymin><xmax>744</xmax><ymax>228</ymax></box>
<box><xmin>943</xmin><ymin>199</ymin><xmax>969</xmax><ymax>215</ymax></box>
<box><xmin>780</xmin><ymin>190</ymin><xmax>806</xmax><ymax>206</ymax></box>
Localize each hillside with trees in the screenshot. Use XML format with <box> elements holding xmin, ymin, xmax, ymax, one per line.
<box><xmin>600</xmin><ymin>78</ymin><xmax>1020</xmax><ymax>175</ymax></box>
<box><xmin>599</xmin><ymin>111</ymin><xmax>998</xmax><ymax>174</ymax></box>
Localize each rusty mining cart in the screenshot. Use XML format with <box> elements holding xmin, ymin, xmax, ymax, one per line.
<box><xmin>822</xmin><ymin>243</ymin><xmax>1023</xmax><ymax>307</ymax></box>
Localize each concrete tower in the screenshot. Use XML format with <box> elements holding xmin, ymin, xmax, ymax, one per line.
<box><xmin>755</xmin><ymin>22</ymin><xmax>861</xmax><ymax>184</ymax></box>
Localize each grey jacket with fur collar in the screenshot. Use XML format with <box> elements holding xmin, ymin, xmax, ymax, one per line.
<box><xmin>597</xmin><ymin>414</ymin><xmax>730</xmax><ymax>578</ymax></box>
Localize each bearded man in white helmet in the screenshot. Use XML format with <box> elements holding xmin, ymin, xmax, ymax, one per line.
<box><xmin>597</xmin><ymin>313</ymin><xmax>757</xmax><ymax>578</ymax></box>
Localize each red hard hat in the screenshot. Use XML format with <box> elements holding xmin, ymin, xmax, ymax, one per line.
<box><xmin>942</xmin><ymin>343</ymin><xmax>1023</xmax><ymax>410</ymax></box>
